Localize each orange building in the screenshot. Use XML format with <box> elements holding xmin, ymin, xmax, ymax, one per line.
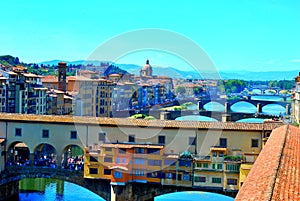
<box><xmin>84</xmin><ymin>143</ymin><xmax>164</xmax><ymax>185</ymax></box>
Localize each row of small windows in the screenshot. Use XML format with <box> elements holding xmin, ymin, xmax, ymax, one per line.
<box><xmin>92</xmin><ymin>156</ymin><xmax>176</xmax><ymax>166</ymax></box>
<box><xmin>194</xmin><ymin>177</ymin><xmax>237</xmax><ymax>185</ymax></box>
<box><xmin>89</xmin><ymin>168</ymin><xmax>195</xmax><ymax>181</ymax></box>
<box><xmin>13</xmin><ymin>128</ymin><xmax>259</xmax><ymax>148</ymax></box>
<box><xmin>195</xmin><ymin>163</ymin><xmax>240</xmax><ymax>171</ymax></box>
<box><xmin>14</xmin><ymin>128</ymin><xmax>78</xmax><ymax>140</ymax></box>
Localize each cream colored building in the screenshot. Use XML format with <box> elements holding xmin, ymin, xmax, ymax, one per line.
<box><xmin>69</xmin><ymin>77</ymin><xmax>115</xmax><ymax>117</ymax></box>
<box><xmin>292</xmin><ymin>74</ymin><xmax>300</xmax><ymax>123</ymax></box>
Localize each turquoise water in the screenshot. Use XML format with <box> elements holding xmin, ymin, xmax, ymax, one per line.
<box><xmin>231</xmin><ymin>101</ymin><xmax>257</xmax><ymax>113</ymax></box>
<box><xmin>203</xmin><ymin>101</ymin><xmax>225</xmax><ymax>112</ymax></box>
<box><xmin>155</xmin><ymin>191</ymin><xmax>234</xmax><ymax>201</ymax></box>
<box><xmin>262</xmin><ymin>104</ymin><xmax>286</xmax><ymax>116</ymax></box>
<box><xmin>19</xmin><ymin>178</ymin><xmax>105</xmax><ymax>201</ymax></box>
<box><xmin>251</xmin><ymin>95</ymin><xmax>283</xmax><ymax>101</ymax></box>
<box><xmin>175</xmin><ymin>115</ymin><xmax>218</xmax><ymax>122</ymax></box>
<box><xmin>236</xmin><ymin>118</ymin><xmax>265</xmax><ymax>123</ymax></box>
<box><xmin>186</xmin><ymin>104</ymin><xmax>198</xmax><ymax>110</ymax></box>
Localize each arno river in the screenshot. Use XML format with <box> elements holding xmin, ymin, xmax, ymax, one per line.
<box><xmin>19</xmin><ymin>178</ymin><xmax>105</xmax><ymax>201</ymax></box>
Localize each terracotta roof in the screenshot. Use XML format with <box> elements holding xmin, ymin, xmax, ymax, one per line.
<box><xmin>23</xmin><ymin>73</ymin><xmax>41</xmax><ymax>78</ymax></box>
<box><xmin>109</xmin><ymin>74</ymin><xmax>121</xmax><ymax>77</ymax></box>
<box><xmin>79</xmin><ymin>70</ymin><xmax>96</xmax><ymax>74</ymax></box>
<box><xmin>0</xmin><ymin>113</ymin><xmax>282</xmax><ymax>131</ymax></box>
<box><xmin>235</xmin><ymin>125</ymin><xmax>300</xmax><ymax>201</ymax></box>
<box><xmin>42</xmin><ymin>75</ymin><xmax>58</xmax><ymax>82</ymax></box>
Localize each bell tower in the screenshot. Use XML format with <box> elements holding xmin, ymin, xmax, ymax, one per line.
<box><xmin>58</xmin><ymin>62</ymin><xmax>67</xmax><ymax>92</ymax></box>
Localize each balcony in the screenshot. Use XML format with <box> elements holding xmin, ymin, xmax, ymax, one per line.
<box><xmin>28</xmin><ymin>101</ymin><xmax>36</xmax><ymax>106</ymax></box>
<box><xmin>223</xmin><ymin>156</ymin><xmax>242</xmax><ymax>163</ymax></box>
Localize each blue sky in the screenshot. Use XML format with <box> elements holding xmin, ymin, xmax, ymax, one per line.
<box><xmin>0</xmin><ymin>0</ymin><xmax>299</xmax><ymax>72</ymax></box>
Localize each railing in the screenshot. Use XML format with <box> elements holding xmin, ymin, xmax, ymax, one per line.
<box><xmin>0</xmin><ymin>166</ymin><xmax>83</xmax><ymax>185</ymax></box>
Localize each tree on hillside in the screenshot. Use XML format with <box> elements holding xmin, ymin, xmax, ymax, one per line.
<box><xmin>176</xmin><ymin>86</ymin><xmax>186</xmax><ymax>95</ymax></box>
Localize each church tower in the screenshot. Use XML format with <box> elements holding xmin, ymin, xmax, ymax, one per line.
<box><xmin>58</xmin><ymin>62</ymin><xmax>67</xmax><ymax>92</ymax></box>
<box><xmin>140</xmin><ymin>59</ymin><xmax>153</xmax><ymax>77</ymax></box>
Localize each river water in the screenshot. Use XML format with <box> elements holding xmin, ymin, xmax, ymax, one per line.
<box><xmin>19</xmin><ymin>178</ymin><xmax>105</xmax><ymax>201</ymax></box>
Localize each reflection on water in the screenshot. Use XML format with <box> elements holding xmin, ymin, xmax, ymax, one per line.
<box><xmin>19</xmin><ymin>178</ymin><xmax>105</xmax><ymax>201</ymax></box>
<box><xmin>203</xmin><ymin>102</ymin><xmax>225</xmax><ymax>112</ymax></box>
<box><xmin>175</xmin><ymin>115</ymin><xmax>218</xmax><ymax>122</ymax></box>
<box><xmin>155</xmin><ymin>191</ymin><xmax>234</xmax><ymax>201</ymax></box>
<box><xmin>262</xmin><ymin>104</ymin><xmax>286</xmax><ymax>116</ymax></box>
<box><xmin>251</xmin><ymin>95</ymin><xmax>283</xmax><ymax>102</ymax></box>
<box><xmin>231</xmin><ymin>101</ymin><xmax>256</xmax><ymax>114</ymax></box>
<box><xmin>236</xmin><ymin>118</ymin><xmax>265</xmax><ymax>123</ymax></box>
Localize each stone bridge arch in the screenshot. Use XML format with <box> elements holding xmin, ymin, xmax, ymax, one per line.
<box><xmin>60</xmin><ymin>144</ymin><xmax>84</xmax><ymax>170</ymax></box>
<box><xmin>2</xmin><ymin>166</ymin><xmax>110</xmax><ymax>201</ymax></box>
<box><xmin>7</xmin><ymin>141</ymin><xmax>30</xmax><ymax>166</ymax></box>
<box><xmin>33</xmin><ymin>143</ymin><xmax>57</xmax><ymax>167</ymax></box>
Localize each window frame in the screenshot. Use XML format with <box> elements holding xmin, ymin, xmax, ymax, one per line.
<box><xmin>158</xmin><ymin>135</ymin><xmax>166</xmax><ymax>144</ymax></box>
<box><xmin>188</xmin><ymin>137</ymin><xmax>196</xmax><ymax>145</ymax></box>
<box><xmin>15</xmin><ymin>128</ymin><xmax>22</xmax><ymax>137</ymax></box>
<box><xmin>42</xmin><ymin>129</ymin><xmax>49</xmax><ymax>138</ymax></box>
<box><xmin>251</xmin><ymin>139</ymin><xmax>259</xmax><ymax>148</ymax></box>
<box><xmin>70</xmin><ymin>131</ymin><xmax>77</xmax><ymax>139</ymax></box>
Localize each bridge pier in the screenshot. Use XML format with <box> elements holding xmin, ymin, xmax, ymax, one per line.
<box><xmin>222</xmin><ymin>114</ymin><xmax>232</xmax><ymax>122</ymax></box>
<box><xmin>0</xmin><ymin>180</ymin><xmax>19</xmax><ymax>201</ymax></box>
<box><xmin>283</xmin><ymin>96</ymin><xmax>287</xmax><ymax>102</ymax></box>
<box><xmin>56</xmin><ymin>154</ymin><xmax>63</xmax><ymax>168</ymax></box>
<box><xmin>224</xmin><ymin>102</ymin><xmax>231</xmax><ymax>113</ymax></box>
<box><xmin>257</xmin><ymin>103</ymin><xmax>262</xmax><ymax>114</ymax></box>
<box><xmin>198</xmin><ymin>101</ymin><xmax>204</xmax><ymax>110</ymax></box>
<box><xmin>29</xmin><ymin>153</ymin><xmax>35</xmax><ymax>166</ymax></box>
<box><xmin>286</xmin><ymin>104</ymin><xmax>290</xmax><ymax>115</ymax></box>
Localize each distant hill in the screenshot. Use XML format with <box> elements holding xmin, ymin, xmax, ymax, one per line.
<box><xmin>103</xmin><ymin>64</ymin><xmax>128</xmax><ymax>76</ymax></box>
<box><xmin>38</xmin><ymin>60</ymin><xmax>110</xmax><ymax>66</ymax></box>
<box><xmin>0</xmin><ymin>55</ymin><xmax>21</xmax><ymax>66</ymax></box>
<box><xmin>2</xmin><ymin>56</ymin><xmax>298</xmax><ymax>81</ymax></box>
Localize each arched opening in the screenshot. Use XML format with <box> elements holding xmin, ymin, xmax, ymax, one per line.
<box><xmin>61</xmin><ymin>144</ymin><xmax>84</xmax><ymax>170</ymax></box>
<box><xmin>262</xmin><ymin>104</ymin><xmax>286</xmax><ymax>116</ymax></box>
<box><xmin>34</xmin><ymin>143</ymin><xmax>57</xmax><ymax>168</ymax></box>
<box><xmin>203</xmin><ymin>101</ymin><xmax>225</xmax><ymax>112</ymax></box>
<box><xmin>231</xmin><ymin>101</ymin><xmax>256</xmax><ymax>113</ymax></box>
<box><xmin>7</xmin><ymin>141</ymin><xmax>30</xmax><ymax>166</ymax></box>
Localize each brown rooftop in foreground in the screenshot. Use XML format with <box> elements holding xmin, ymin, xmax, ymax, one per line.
<box><xmin>235</xmin><ymin>125</ymin><xmax>300</xmax><ymax>201</ymax></box>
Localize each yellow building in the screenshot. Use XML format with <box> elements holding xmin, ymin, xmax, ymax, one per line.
<box><xmin>84</xmin><ymin>143</ymin><xmax>165</xmax><ymax>184</ymax></box>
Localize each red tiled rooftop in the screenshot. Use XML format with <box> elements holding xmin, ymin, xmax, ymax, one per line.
<box><xmin>235</xmin><ymin>125</ymin><xmax>300</xmax><ymax>201</ymax></box>
<box><xmin>42</xmin><ymin>75</ymin><xmax>58</xmax><ymax>82</ymax></box>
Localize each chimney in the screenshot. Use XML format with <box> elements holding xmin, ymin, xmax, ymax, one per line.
<box><xmin>58</xmin><ymin>62</ymin><xmax>67</xmax><ymax>92</ymax></box>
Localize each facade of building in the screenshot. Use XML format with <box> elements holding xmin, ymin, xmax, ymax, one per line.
<box><xmin>4</xmin><ymin>68</ymin><xmax>47</xmax><ymax>115</ymax></box>
<box><xmin>46</xmin><ymin>89</ymin><xmax>73</xmax><ymax>115</ymax></box>
<box><xmin>0</xmin><ymin>76</ymin><xmax>7</xmax><ymax>112</ymax></box>
<box><xmin>292</xmin><ymin>73</ymin><xmax>300</xmax><ymax>123</ymax></box>
<box><xmin>70</xmin><ymin>77</ymin><xmax>115</xmax><ymax>117</ymax></box>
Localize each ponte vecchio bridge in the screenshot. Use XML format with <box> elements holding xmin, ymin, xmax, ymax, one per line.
<box><xmin>0</xmin><ymin>113</ymin><xmax>282</xmax><ymax>201</ymax></box>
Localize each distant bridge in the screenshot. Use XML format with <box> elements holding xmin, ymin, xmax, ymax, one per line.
<box><xmin>197</xmin><ymin>97</ymin><xmax>290</xmax><ymax>114</ymax></box>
